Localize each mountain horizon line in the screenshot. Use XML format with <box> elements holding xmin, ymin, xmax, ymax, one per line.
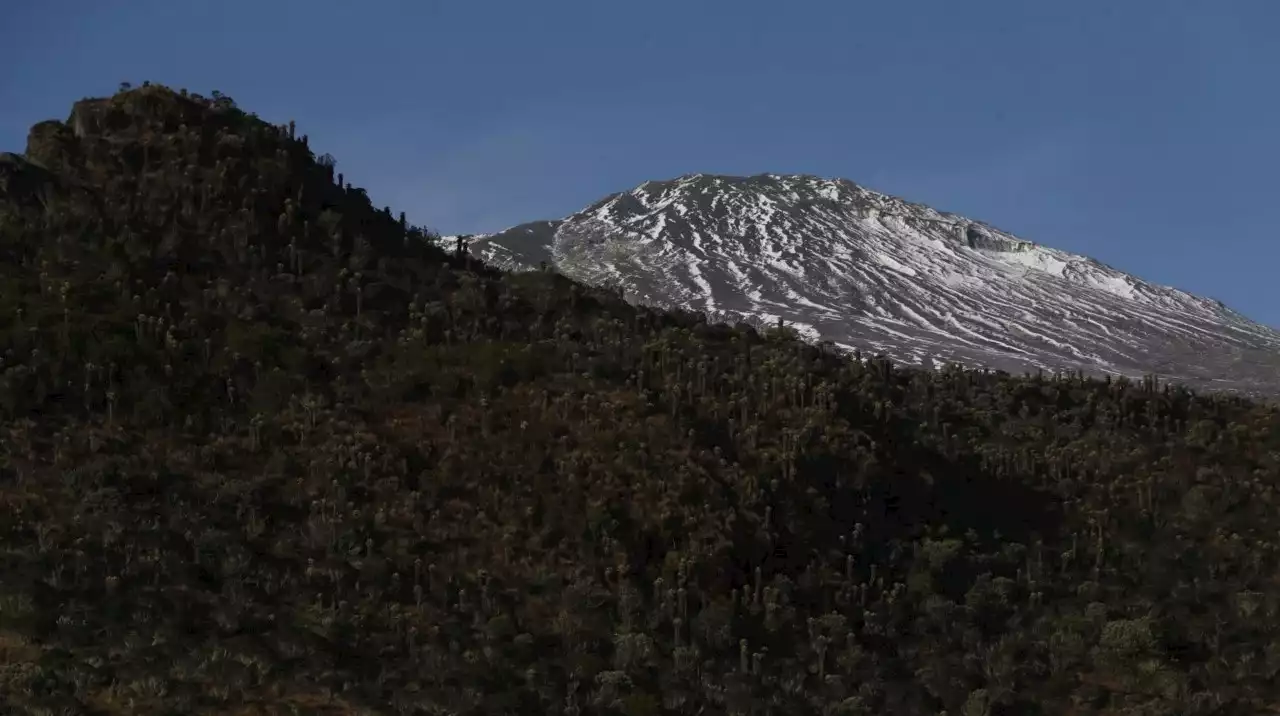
<box><xmin>450</xmin><ymin>170</ymin><xmax>1245</xmax><ymax>322</ymax></box>
<box><xmin>449</xmin><ymin>170</ymin><xmax>1280</xmax><ymax>397</ymax></box>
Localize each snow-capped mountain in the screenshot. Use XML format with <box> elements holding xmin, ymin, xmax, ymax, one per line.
<box><xmin>446</xmin><ymin>173</ymin><xmax>1280</xmax><ymax>397</ymax></box>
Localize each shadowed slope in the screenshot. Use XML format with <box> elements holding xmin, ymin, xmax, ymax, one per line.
<box><xmin>1</xmin><ymin>86</ymin><xmax>1280</xmax><ymax>715</ymax></box>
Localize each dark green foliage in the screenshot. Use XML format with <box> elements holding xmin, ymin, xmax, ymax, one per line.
<box><xmin>0</xmin><ymin>83</ymin><xmax>1279</xmax><ymax>715</ymax></box>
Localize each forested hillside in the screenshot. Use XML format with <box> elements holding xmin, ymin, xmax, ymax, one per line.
<box><xmin>1</xmin><ymin>84</ymin><xmax>1279</xmax><ymax>715</ymax></box>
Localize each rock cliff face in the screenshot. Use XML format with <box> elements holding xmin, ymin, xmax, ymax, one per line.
<box><xmin>0</xmin><ymin>153</ymin><xmax>55</xmax><ymax>206</ymax></box>
<box><xmin>449</xmin><ymin>173</ymin><xmax>1280</xmax><ymax>397</ymax></box>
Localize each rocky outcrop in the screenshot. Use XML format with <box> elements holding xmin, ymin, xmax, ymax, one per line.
<box><xmin>0</xmin><ymin>152</ymin><xmax>58</xmax><ymax>210</ymax></box>
<box><xmin>963</xmin><ymin>223</ymin><xmax>1032</xmax><ymax>252</ymax></box>
<box><xmin>68</xmin><ymin>98</ymin><xmax>110</xmax><ymax>139</ymax></box>
<box><xmin>24</xmin><ymin>120</ymin><xmax>80</xmax><ymax>175</ymax></box>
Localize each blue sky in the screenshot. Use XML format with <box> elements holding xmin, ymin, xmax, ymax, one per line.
<box><xmin>3</xmin><ymin>0</ymin><xmax>1278</xmax><ymax>326</ymax></box>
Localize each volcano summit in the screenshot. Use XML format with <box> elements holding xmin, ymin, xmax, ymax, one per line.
<box><xmin>455</xmin><ymin>173</ymin><xmax>1280</xmax><ymax>397</ymax></box>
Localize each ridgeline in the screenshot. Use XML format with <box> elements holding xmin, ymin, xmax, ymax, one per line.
<box><xmin>1</xmin><ymin>84</ymin><xmax>1279</xmax><ymax>715</ymax></box>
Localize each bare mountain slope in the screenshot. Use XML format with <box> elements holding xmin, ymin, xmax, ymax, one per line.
<box><xmin>448</xmin><ymin>173</ymin><xmax>1280</xmax><ymax>397</ymax></box>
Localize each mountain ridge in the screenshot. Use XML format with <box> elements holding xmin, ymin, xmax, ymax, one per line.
<box><xmin>7</xmin><ymin>84</ymin><xmax>1280</xmax><ymax>714</ymax></box>
<box><xmin>454</xmin><ymin>172</ymin><xmax>1280</xmax><ymax>397</ymax></box>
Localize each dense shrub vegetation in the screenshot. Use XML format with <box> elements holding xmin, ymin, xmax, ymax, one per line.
<box><xmin>1</xmin><ymin>84</ymin><xmax>1280</xmax><ymax>715</ymax></box>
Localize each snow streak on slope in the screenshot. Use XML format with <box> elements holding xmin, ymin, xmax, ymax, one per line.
<box><xmin>454</xmin><ymin>173</ymin><xmax>1280</xmax><ymax>398</ymax></box>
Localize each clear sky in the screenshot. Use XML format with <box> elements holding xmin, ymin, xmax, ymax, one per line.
<box><xmin>3</xmin><ymin>0</ymin><xmax>1277</xmax><ymax>326</ymax></box>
